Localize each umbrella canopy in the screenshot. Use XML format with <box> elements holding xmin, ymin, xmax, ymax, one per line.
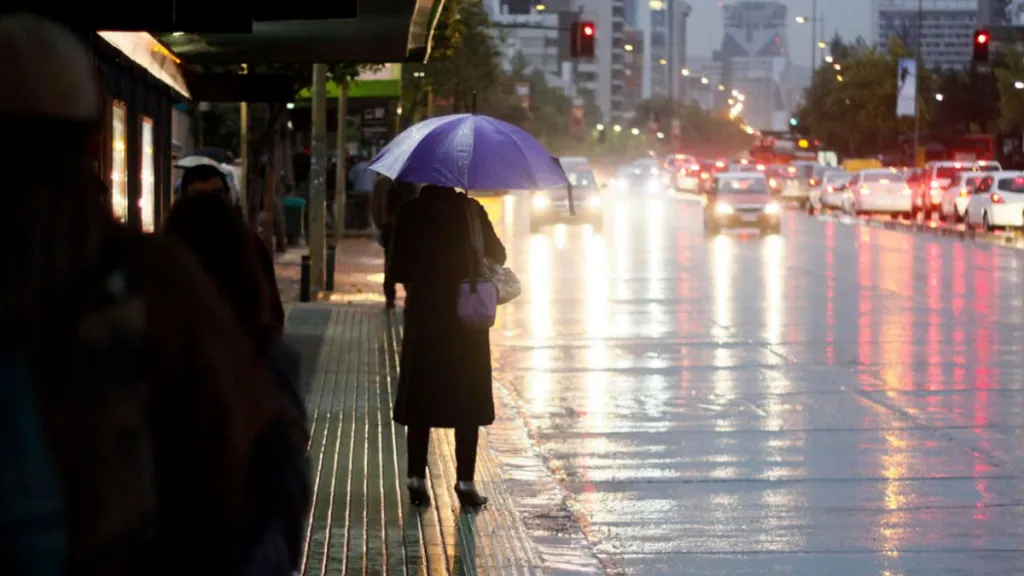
<box><xmin>368</xmin><ymin>114</ymin><xmax>569</xmax><ymax>191</ymax></box>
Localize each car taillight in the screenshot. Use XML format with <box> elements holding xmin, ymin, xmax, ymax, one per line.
<box><xmin>756</xmin><ymin>164</ymin><xmax>766</xmax><ymax>171</ymax></box>
<box><xmin>690</xmin><ymin>164</ymin><xmax>700</xmax><ymax>172</ymax></box>
<box><xmin>930</xmin><ymin>180</ymin><xmax>941</xmax><ymax>188</ymax></box>
<box><xmin>769</xmin><ymin>177</ymin><xmax>778</xmax><ymax>188</ymax></box>
<box><xmin>827</xmin><ymin>185</ymin><xmax>834</xmax><ymax>193</ymax></box>
<box><xmin>959</xmin><ymin>188</ymin><xmax>969</xmax><ymax>197</ymax></box>
<box><xmin>902</xmin><ymin>188</ymin><xmax>912</xmax><ymax>195</ymax></box>
<box><xmin>991</xmin><ymin>192</ymin><xmax>1004</xmax><ymax>203</ymax></box>
<box><xmin>700</xmin><ymin>171</ymin><xmax>710</xmax><ymax>180</ymax></box>
<box><xmin>809</xmin><ymin>178</ymin><xmax>819</xmax><ymax>186</ymax></box>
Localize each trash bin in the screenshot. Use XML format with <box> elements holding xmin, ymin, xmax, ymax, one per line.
<box><xmin>282</xmin><ymin>196</ymin><xmax>307</xmax><ymax>246</ymax></box>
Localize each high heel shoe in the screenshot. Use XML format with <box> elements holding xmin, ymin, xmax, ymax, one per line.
<box><xmin>408</xmin><ymin>477</ymin><xmax>430</xmax><ymax>506</ymax></box>
<box><xmin>454</xmin><ymin>481</ymin><xmax>488</xmax><ymax>508</ymax></box>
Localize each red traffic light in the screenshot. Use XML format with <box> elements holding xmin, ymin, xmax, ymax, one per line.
<box><xmin>583</xmin><ymin>23</ymin><xmax>594</xmax><ymax>36</ymax></box>
<box><xmin>976</xmin><ymin>31</ymin><xmax>989</xmax><ymax>44</ymax></box>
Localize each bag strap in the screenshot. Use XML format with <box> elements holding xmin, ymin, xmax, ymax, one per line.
<box><xmin>463</xmin><ymin>195</ymin><xmax>484</xmax><ymax>289</ymax></box>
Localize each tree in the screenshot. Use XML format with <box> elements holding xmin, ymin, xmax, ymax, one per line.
<box><xmin>793</xmin><ymin>36</ymin><xmax>934</xmax><ymax>157</ymax></box>
<box><xmin>630</xmin><ymin>97</ymin><xmax>753</xmax><ymax>158</ymax></box>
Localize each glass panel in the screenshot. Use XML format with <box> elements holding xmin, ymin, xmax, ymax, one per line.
<box><xmin>111</xmin><ymin>102</ymin><xmax>128</xmax><ymax>223</ymax></box>
<box><xmin>141</xmin><ymin>117</ymin><xmax>155</xmax><ymax>232</ymax></box>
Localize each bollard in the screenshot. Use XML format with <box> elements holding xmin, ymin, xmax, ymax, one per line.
<box><xmin>300</xmin><ymin>254</ymin><xmax>311</xmax><ymax>302</ymax></box>
<box><xmin>325</xmin><ymin>245</ymin><xmax>336</xmax><ymax>291</ymax></box>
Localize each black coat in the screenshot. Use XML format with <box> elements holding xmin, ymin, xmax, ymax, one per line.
<box><xmin>389</xmin><ymin>188</ymin><xmax>506</xmax><ymax>428</ymax></box>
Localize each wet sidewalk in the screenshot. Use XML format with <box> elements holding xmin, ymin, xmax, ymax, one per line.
<box><xmin>286</xmin><ymin>305</ymin><xmax>544</xmax><ymax>575</ymax></box>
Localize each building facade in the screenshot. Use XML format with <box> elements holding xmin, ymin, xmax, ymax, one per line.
<box><xmin>873</xmin><ymin>0</ymin><xmax>978</xmax><ymax>70</ymax></box>
<box><xmin>571</xmin><ymin>0</ymin><xmax>629</xmax><ymax>123</ymax></box>
<box><xmin>706</xmin><ymin>1</ymin><xmax>791</xmax><ymax>131</ymax></box>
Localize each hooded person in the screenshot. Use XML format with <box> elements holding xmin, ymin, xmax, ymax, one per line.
<box><xmin>0</xmin><ymin>14</ymin><xmax>299</xmax><ymax>575</ymax></box>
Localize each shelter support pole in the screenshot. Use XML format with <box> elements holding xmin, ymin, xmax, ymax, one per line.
<box><xmin>309</xmin><ymin>63</ymin><xmax>328</xmax><ymax>292</ymax></box>
<box><xmin>333</xmin><ymin>81</ymin><xmax>348</xmax><ymax>247</ymax></box>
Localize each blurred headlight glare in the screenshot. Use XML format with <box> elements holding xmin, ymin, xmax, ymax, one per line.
<box><xmin>764</xmin><ymin>202</ymin><xmax>781</xmax><ymax>214</ymax></box>
<box><xmin>715</xmin><ymin>202</ymin><xmax>734</xmax><ymax>215</ymax></box>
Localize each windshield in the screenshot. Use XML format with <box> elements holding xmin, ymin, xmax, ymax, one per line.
<box><xmin>997</xmin><ymin>177</ymin><xmax>1024</xmax><ymax>192</ymax></box>
<box><xmin>825</xmin><ymin>172</ymin><xmax>851</xmax><ymax>185</ymax></box>
<box><xmin>717</xmin><ymin>177</ymin><xmax>769</xmax><ymax>194</ymax></box>
<box><xmin>975</xmin><ymin>164</ymin><xmax>1001</xmax><ymax>172</ymax></box>
<box><xmin>567</xmin><ymin>170</ymin><xmax>598</xmax><ymax>188</ymax></box>
<box><xmin>935</xmin><ymin>166</ymin><xmax>959</xmax><ymax>180</ymax></box>
<box><xmin>960</xmin><ymin>175</ymin><xmax>984</xmax><ymax>187</ymax></box>
<box><xmin>862</xmin><ymin>172</ymin><xmax>906</xmax><ymax>184</ymax></box>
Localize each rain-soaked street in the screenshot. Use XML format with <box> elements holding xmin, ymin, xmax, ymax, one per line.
<box><xmin>479</xmin><ymin>192</ymin><xmax>1024</xmax><ymax>575</ymax></box>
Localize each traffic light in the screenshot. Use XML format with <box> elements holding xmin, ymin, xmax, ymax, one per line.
<box><xmin>973</xmin><ymin>29</ymin><xmax>990</xmax><ymax>64</ymax></box>
<box><xmin>789</xmin><ymin>117</ymin><xmax>798</xmax><ymax>127</ymax></box>
<box><xmin>570</xmin><ymin>20</ymin><xmax>596</xmax><ymax>59</ymax></box>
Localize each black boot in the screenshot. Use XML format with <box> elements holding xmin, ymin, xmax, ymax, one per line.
<box><xmin>408</xmin><ymin>477</ymin><xmax>430</xmax><ymax>506</ymax></box>
<box><xmin>454</xmin><ymin>481</ymin><xmax>488</xmax><ymax>508</ymax></box>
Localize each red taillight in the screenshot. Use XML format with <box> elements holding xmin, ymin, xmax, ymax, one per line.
<box><xmin>769</xmin><ymin>177</ymin><xmax>778</xmax><ymax>188</ymax></box>
<box><xmin>959</xmin><ymin>188</ymin><xmax>969</xmax><ymax>197</ymax></box>
<box><xmin>809</xmin><ymin>178</ymin><xmax>819</xmax><ymax>186</ymax></box>
<box><xmin>991</xmin><ymin>192</ymin><xmax>1004</xmax><ymax>203</ymax></box>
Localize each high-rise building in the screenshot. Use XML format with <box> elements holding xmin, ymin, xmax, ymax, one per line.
<box><xmin>703</xmin><ymin>1</ymin><xmax>791</xmax><ymax>131</ymax></box>
<box><xmin>1007</xmin><ymin>0</ymin><xmax>1024</xmax><ymax>23</ymax></box>
<box><xmin>978</xmin><ymin>0</ymin><xmax>1010</xmax><ymax>24</ymax></box>
<box><xmin>633</xmin><ymin>0</ymin><xmax>691</xmax><ymax>100</ymax></box>
<box><xmin>484</xmin><ymin>0</ymin><xmax>572</xmax><ymax>90</ymax></box>
<box><xmin>622</xmin><ymin>27</ymin><xmax>645</xmax><ymax>110</ymax></box>
<box><xmin>572</xmin><ymin>0</ymin><xmax>629</xmax><ymax>123</ymax></box>
<box><xmin>873</xmin><ymin>0</ymin><xmax>977</xmax><ymax>70</ymax></box>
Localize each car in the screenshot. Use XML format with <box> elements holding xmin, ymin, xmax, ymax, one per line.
<box><xmin>844</xmin><ymin>169</ymin><xmax>913</xmax><ymax>217</ymax></box>
<box><xmin>817</xmin><ymin>170</ymin><xmax>853</xmax><ymax>212</ymax></box>
<box><xmin>764</xmin><ymin>165</ymin><xmax>790</xmax><ymax>195</ymax></box>
<box><xmin>531</xmin><ymin>157</ymin><xmax>603</xmax><ymax>233</ymax></box>
<box><xmin>807</xmin><ymin>167</ymin><xmax>847</xmax><ymax>213</ymax></box>
<box><xmin>939</xmin><ymin>171</ymin><xmax>988</xmax><ymax>222</ymax></box>
<box><xmin>916</xmin><ymin>161</ymin><xmax>970</xmax><ymax>218</ymax></box>
<box><xmin>779</xmin><ymin>161</ymin><xmax>822</xmax><ymax>208</ymax></box>
<box><xmin>703</xmin><ymin>172</ymin><xmax>782</xmax><ymax>236</ymax></box>
<box><xmin>964</xmin><ymin>171</ymin><xmax>1024</xmax><ymax>231</ymax></box>
<box><xmin>611</xmin><ymin>163</ymin><xmax>666</xmax><ymax>194</ymax></box>
<box><xmin>663</xmin><ymin>153</ymin><xmax>701</xmax><ymax>192</ymax></box>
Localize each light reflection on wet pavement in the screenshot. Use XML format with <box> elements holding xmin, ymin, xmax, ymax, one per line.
<box><xmin>481</xmin><ymin>192</ymin><xmax>1024</xmax><ymax>575</ymax></box>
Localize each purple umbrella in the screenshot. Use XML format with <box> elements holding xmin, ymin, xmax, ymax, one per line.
<box><xmin>367</xmin><ymin>114</ymin><xmax>570</xmax><ymax>191</ymax></box>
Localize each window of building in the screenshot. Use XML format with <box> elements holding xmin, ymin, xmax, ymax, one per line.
<box><xmin>141</xmin><ymin>116</ymin><xmax>155</xmax><ymax>232</ymax></box>
<box><xmin>111</xmin><ymin>101</ymin><xmax>128</xmax><ymax>224</ymax></box>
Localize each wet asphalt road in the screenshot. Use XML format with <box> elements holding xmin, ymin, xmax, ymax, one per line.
<box><xmin>479</xmin><ymin>192</ymin><xmax>1024</xmax><ymax>575</ymax></box>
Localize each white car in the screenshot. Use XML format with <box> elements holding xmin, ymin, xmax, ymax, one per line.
<box><xmin>844</xmin><ymin>169</ymin><xmax>913</xmax><ymax>216</ymax></box>
<box><xmin>819</xmin><ymin>171</ymin><xmax>853</xmax><ymax>211</ymax></box>
<box><xmin>780</xmin><ymin>161</ymin><xmax>822</xmax><ymax>207</ymax></box>
<box><xmin>964</xmin><ymin>171</ymin><xmax>1024</xmax><ymax>231</ymax></box>
<box><xmin>808</xmin><ymin>168</ymin><xmax>848</xmax><ymax>212</ymax></box>
<box><xmin>939</xmin><ymin>172</ymin><xmax>987</xmax><ymax>223</ymax></box>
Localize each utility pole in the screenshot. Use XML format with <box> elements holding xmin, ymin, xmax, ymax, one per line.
<box><xmin>912</xmin><ymin>0</ymin><xmax>923</xmax><ymax>166</ymax></box>
<box><xmin>668</xmin><ymin>0</ymin><xmax>675</xmax><ymax>100</ymax></box>
<box><xmin>810</xmin><ymin>0</ymin><xmax>817</xmax><ymax>89</ymax></box>
<box><xmin>334</xmin><ymin>81</ymin><xmax>348</xmax><ymax>248</ymax></box>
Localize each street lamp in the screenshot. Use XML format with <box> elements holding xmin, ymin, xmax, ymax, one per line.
<box><xmin>1015</xmin><ymin>80</ymin><xmax>1024</xmax><ymax>90</ymax></box>
<box><xmin>701</xmin><ymin>77</ymin><xmax>710</xmax><ymax>84</ymax></box>
<box><xmin>794</xmin><ymin>15</ymin><xmax>808</xmax><ymax>23</ymax></box>
<box><xmin>833</xmin><ymin>63</ymin><xmax>841</xmax><ymax>71</ymax></box>
<box><xmin>657</xmin><ymin>131</ymin><xmax>665</xmax><ymax>139</ymax></box>
<box><xmin>681</xmin><ymin>68</ymin><xmax>690</xmax><ymax>76</ymax></box>
<box><xmin>624</xmin><ymin>43</ymin><xmax>634</xmax><ymax>51</ymax></box>
<box><xmin>836</xmin><ymin>75</ymin><xmax>844</xmax><ymax>82</ymax></box>
<box><xmin>817</xmin><ymin>41</ymin><xmax>827</xmax><ymax>48</ymax></box>
<box><xmin>535</xmin><ymin>3</ymin><xmax>546</xmax><ymax>11</ymax></box>
<box><xmin>717</xmin><ymin>84</ymin><xmax>725</xmax><ymax>91</ymax></box>
<box><xmin>631</xmin><ymin>127</ymin><xmax>640</xmax><ymax>135</ymax></box>
<box><xmin>935</xmin><ymin>93</ymin><xmax>944</xmax><ymax>101</ymax></box>
<box><xmin>825</xmin><ymin>55</ymin><xmax>834</xmax><ymax>63</ymax></box>
<box><xmin>658</xmin><ymin>58</ymin><xmax>667</xmax><ymax>65</ymax></box>
<box><xmin>596</xmin><ymin>123</ymin><xmax>605</xmax><ymax>131</ymax></box>
<box><xmin>613</xmin><ymin>124</ymin><xmax>622</xmax><ymax>132</ymax></box>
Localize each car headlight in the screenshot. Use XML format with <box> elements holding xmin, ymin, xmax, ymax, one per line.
<box><xmin>586</xmin><ymin>195</ymin><xmax>601</xmax><ymax>208</ymax></box>
<box><xmin>646</xmin><ymin>179</ymin><xmax>662</xmax><ymax>192</ymax></box>
<box><xmin>764</xmin><ymin>202</ymin><xmax>781</xmax><ymax>215</ymax></box>
<box><xmin>532</xmin><ymin>193</ymin><xmax>550</xmax><ymax>208</ymax></box>
<box><xmin>650</xmin><ymin>167</ymin><xmax>659</xmax><ymax>176</ymax></box>
<box><xmin>715</xmin><ymin>202</ymin><xmax>734</xmax><ymax>215</ymax></box>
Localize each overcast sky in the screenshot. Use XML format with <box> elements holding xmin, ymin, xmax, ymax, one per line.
<box><xmin>686</xmin><ymin>0</ymin><xmax>873</xmax><ymax>66</ymax></box>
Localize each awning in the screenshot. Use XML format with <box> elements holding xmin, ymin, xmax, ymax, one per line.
<box><xmin>159</xmin><ymin>0</ymin><xmax>443</xmax><ymax>66</ymax></box>
<box><xmin>97</xmin><ymin>31</ymin><xmax>191</xmax><ymax>98</ymax></box>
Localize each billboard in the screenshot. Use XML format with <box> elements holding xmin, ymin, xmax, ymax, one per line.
<box><xmin>896</xmin><ymin>58</ymin><xmax>917</xmax><ymax>117</ymax></box>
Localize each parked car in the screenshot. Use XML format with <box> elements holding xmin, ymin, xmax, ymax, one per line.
<box><xmin>964</xmin><ymin>171</ymin><xmax>1024</xmax><ymax>231</ymax></box>
<box><xmin>844</xmin><ymin>169</ymin><xmax>913</xmax><ymax>217</ymax></box>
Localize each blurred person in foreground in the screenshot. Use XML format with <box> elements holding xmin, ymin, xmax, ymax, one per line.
<box><xmin>163</xmin><ymin>193</ymin><xmax>309</xmax><ymax>573</ymax></box>
<box><xmin>179</xmin><ymin>164</ymin><xmax>286</xmax><ymax>335</ymax></box>
<box><xmin>370</xmin><ymin>176</ymin><xmax>418</xmax><ymax>308</ymax></box>
<box><xmin>0</xmin><ymin>14</ymin><xmax>298</xmax><ymax>575</ymax></box>
<box><xmin>388</xmin><ymin>186</ymin><xmax>506</xmax><ymax>508</ymax></box>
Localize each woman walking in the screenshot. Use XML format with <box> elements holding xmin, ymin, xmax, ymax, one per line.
<box><xmin>388</xmin><ymin>186</ymin><xmax>506</xmax><ymax>508</ymax></box>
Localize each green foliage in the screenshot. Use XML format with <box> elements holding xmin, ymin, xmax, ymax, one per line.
<box><xmin>793</xmin><ymin>36</ymin><xmax>934</xmax><ymax>156</ymax></box>
<box><xmin>632</xmin><ymin>97</ymin><xmax>753</xmax><ymax>156</ymax></box>
<box><xmin>995</xmin><ymin>46</ymin><xmax>1024</xmax><ymax>133</ymax></box>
